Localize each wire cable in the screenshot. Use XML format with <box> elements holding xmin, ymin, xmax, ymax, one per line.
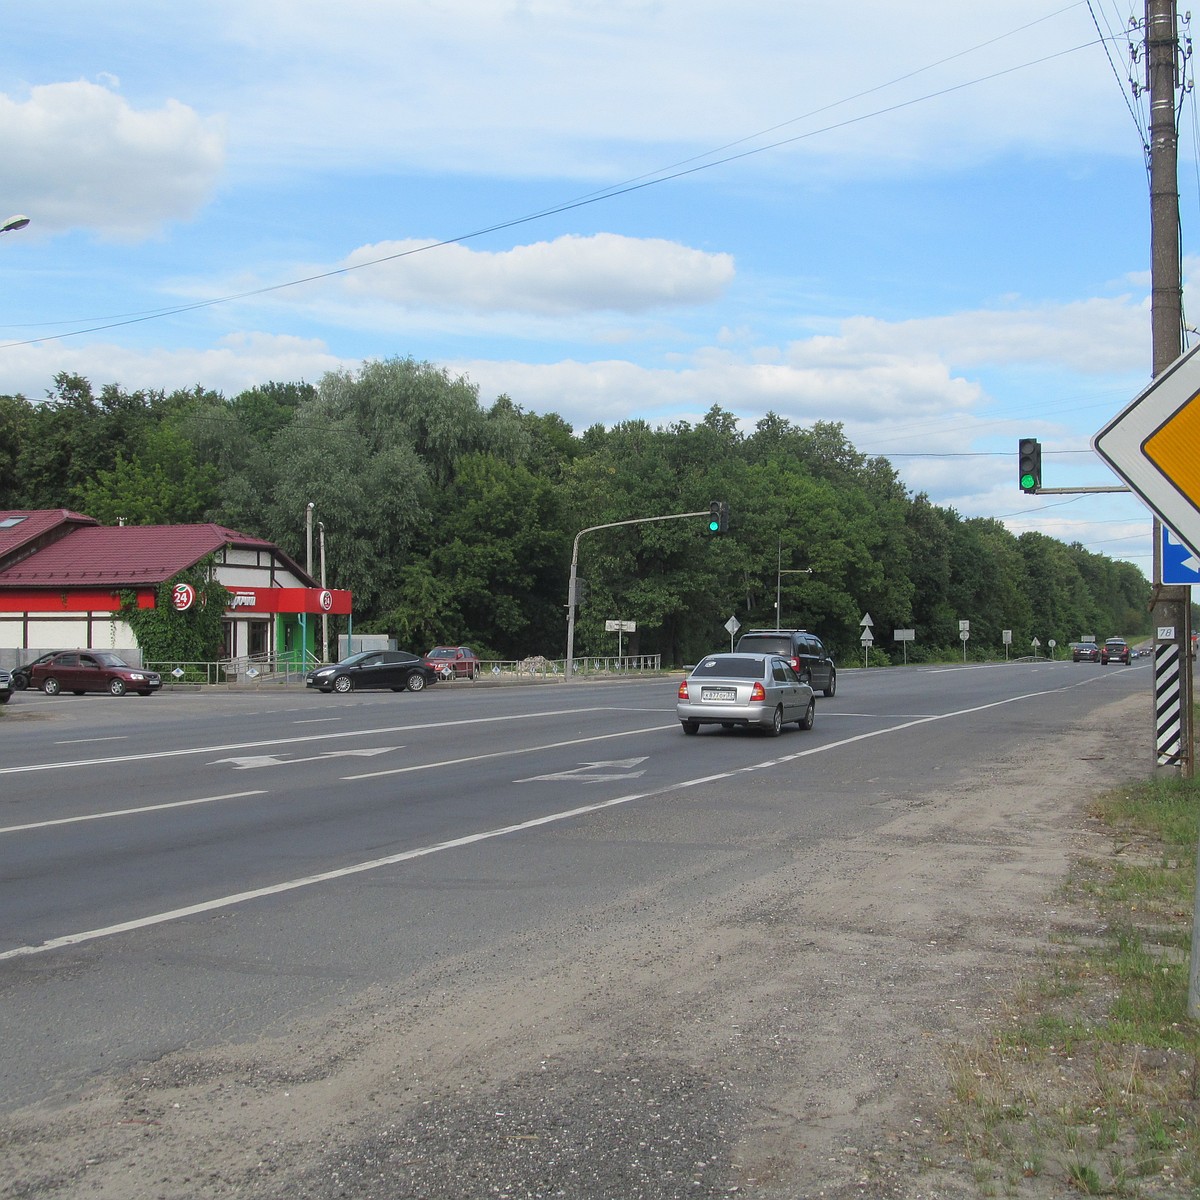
<box><xmin>1</xmin><ymin>35</ymin><xmax>1105</xmax><ymax>351</ymax></box>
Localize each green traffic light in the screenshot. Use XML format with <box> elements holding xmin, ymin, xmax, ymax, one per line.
<box><xmin>708</xmin><ymin>519</ymin><xmax>719</xmax><ymax>532</ymax></box>
<box><xmin>1020</xmin><ymin>473</ymin><xmax>1035</xmax><ymax>491</ymax></box>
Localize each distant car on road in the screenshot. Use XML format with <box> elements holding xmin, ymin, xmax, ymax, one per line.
<box><xmin>306</xmin><ymin>650</ymin><xmax>438</xmax><ymax>694</ymax></box>
<box><xmin>12</xmin><ymin>651</ymin><xmax>59</xmax><ymax>690</ymax></box>
<box><xmin>0</xmin><ymin>668</ymin><xmax>12</xmax><ymax>704</ymax></box>
<box><xmin>426</xmin><ymin>645</ymin><xmax>481</xmax><ymax>680</ymax></box>
<box><xmin>32</xmin><ymin>651</ymin><xmax>161</xmax><ymax>696</ymax></box>
<box><xmin>1071</xmin><ymin>642</ymin><xmax>1100</xmax><ymax>662</ymax></box>
<box><xmin>676</xmin><ymin>653</ymin><xmax>815</xmax><ymax>737</ymax></box>
<box><xmin>1101</xmin><ymin>638</ymin><xmax>1131</xmax><ymax>665</ymax></box>
<box><xmin>734</xmin><ymin>629</ymin><xmax>836</xmax><ymax>696</ymax></box>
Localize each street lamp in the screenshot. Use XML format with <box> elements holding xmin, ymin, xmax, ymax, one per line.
<box><xmin>1</xmin><ymin>215</ymin><xmax>30</xmax><ymax>235</ymax></box>
<box><xmin>302</xmin><ymin>502</ymin><xmax>315</xmax><ymax>667</ymax></box>
<box><xmin>318</xmin><ymin>520</ymin><xmax>328</xmax><ymax>664</ymax></box>
<box><xmin>775</xmin><ymin>538</ymin><xmax>812</xmax><ymax>625</ymax></box>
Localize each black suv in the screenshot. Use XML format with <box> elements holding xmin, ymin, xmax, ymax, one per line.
<box><xmin>734</xmin><ymin>629</ymin><xmax>836</xmax><ymax>696</ymax></box>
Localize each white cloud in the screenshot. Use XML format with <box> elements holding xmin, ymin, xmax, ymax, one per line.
<box><xmin>835</xmin><ymin>300</ymin><xmax>1152</xmax><ymax>375</ymax></box>
<box><xmin>0</xmin><ymin>81</ymin><xmax>225</xmax><ymax>238</ymax></box>
<box><xmin>340</xmin><ymin>233</ymin><xmax>734</xmax><ymax>315</ymax></box>
<box><xmin>3</xmin><ymin>333</ymin><xmax>346</xmax><ymax>400</ymax></box>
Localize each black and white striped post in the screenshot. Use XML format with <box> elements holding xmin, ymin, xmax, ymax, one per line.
<box><xmin>1153</xmin><ymin>632</ymin><xmax>1185</xmax><ymax>768</ymax></box>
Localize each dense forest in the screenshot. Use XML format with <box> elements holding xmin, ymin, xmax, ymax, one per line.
<box><xmin>0</xmin><ymin>357</ymin><xmax>1155</xmax><ymax>667</ymax></box>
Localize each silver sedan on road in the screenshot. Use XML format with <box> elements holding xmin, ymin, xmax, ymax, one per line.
<box><xmin>676</xmin><ymin>653</ymin><xmax>815</xmax><ymax>736</ymax></box>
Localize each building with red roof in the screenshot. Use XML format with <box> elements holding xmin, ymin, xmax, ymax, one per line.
<box><xmin>0</xmin><ymin>510</ymin><xmax>351</xmax><ymax>667</ymax></box>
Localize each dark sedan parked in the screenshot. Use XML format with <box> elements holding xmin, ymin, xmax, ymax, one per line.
<box><xmin>305</xmin><ymin>650</ymin><xmax>438</xmax><ymax>694</ymax></box>
<box><xmin>32</xmin><ymin>651</ymin><xmax>161</xmax><ymax>696</ymax></box>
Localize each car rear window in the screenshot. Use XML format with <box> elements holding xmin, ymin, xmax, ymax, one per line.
<box><xmin>737</xmin><ymin>636</ymin><xmax>790</xmax><ymax>655</ymax></box>
<box><xmin>693</xmin><ymin>658</ymin><xmax>763</xmax><ymax>679</ymax></box>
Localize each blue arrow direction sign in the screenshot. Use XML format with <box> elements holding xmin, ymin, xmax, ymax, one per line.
<box><xmin>1162</xmin><ymin>525</ymin><xmax>1200</xmax><ymax>585</ymax></box>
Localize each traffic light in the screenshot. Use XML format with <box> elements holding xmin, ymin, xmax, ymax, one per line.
<box><xmin>707</xmin><ymin>500</ymin><xmax>729</xmax><ymax>533</ymax></box>
<box><xmin>1018</xmin><ymin>438</ymin><xmax>1042</xmax><ymax>493</ymax></box>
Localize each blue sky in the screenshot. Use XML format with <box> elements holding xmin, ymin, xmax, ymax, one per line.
<box><xmin>0</xmin><ymin>1</ymin><xmax>1191</xmax><ymax>575</ymax></box>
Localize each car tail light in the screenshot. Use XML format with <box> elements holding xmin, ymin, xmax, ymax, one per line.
<box><xmin>750</xmin><ymin>681</ymin><xmax>766</xmax><ymax>701</ymax></box>
<box><xmin>789</xmin><ymin>657</ymin><xmax>800</xmax><ymax>672</ymax></box>
<box><xmin>678</xmin><ymin>680</ymin><xmax>690</xmax><ymax>699</ymax></box>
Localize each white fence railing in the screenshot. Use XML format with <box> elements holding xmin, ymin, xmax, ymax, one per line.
<box><xmin>148</xmin><ymin>653</ymin><xmax>664</xmax><ymax>687</ymax></box>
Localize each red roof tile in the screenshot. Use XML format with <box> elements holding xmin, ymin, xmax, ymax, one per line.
<box><xmin>0</xmin><ymin>521</ymin><xmax>313</xmax><ymax>588</ymax></box>
<box><xmin>0</xmin><ymin>509</ymin><xmax>97</xmax><ymax>561</ymax></box>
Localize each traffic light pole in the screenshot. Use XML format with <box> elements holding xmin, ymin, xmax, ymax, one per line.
<box><xmin>564</xmin><ymin>509</ymin><xmax>713</xmax><ymax>677</ymax></box>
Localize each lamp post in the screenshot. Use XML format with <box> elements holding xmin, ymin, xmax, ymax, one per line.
<box><xmin>302</xmin><ymin>502</ymin><xmax>315</xmax><ymax>666</ymax></box>
<box><xmin>1</xmin><ymin>215</ymin><xmax>29</xmax><ymax>234</ymax></box>
<box><xmin>318</xmin><ymin>520</ymin><xmax>328</xmax><ymax>664</ymax></box>
<box><xmin>775</xmin><ymin>538</ymin><xmax>812</xmax><ymax>625</ymax></box>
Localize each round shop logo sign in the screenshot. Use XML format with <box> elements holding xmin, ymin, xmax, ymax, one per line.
<box><xmin>171</xmin><ymin>583</ymin><xmax>196</xmax><ymax>612</ymax></box>
<box><xmin>319</xmin><ymin>589</ymin><xmax>334</xmax><ymax>612</ymax></box>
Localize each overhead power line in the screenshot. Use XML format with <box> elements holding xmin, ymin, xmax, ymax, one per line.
<box><xmin>2</xmin><ymin>25</ymin><xmax>1103</xmax><ymax>351</ymax></box>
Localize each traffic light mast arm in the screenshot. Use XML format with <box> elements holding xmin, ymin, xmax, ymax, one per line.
<box><xmin>1029</xmin><ymin>484</ymin><xmax>1130</xmax><ymax>494</ymax></box>
<box><xmin>1018</xmin><ymin>437</ymin><xmax>1129</xmax><ymax>494</ymax></box>
<box><xmin>564</xmin><ymin>509</ymin><xmax>714</xmax><ymax>676</ymax></box>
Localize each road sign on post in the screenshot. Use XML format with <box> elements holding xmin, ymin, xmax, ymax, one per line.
<box><xmin>1163</xmin><ymin>526</ymin><xmax>1200</xmax><ymax>584</ymax></box>
<box><xmin>1093</xmin><ymin>343</ymin><xmax>1195</xmax><ymax>781</ymax></box>
<box><xmin>1093</xmin><ymin>341</ymin><xmax>1200</xmax><ymax>556</ymax></box>
<box><xmin>724</xmin><ymin>615</ymin><xmax>740</xmax><ymax>651</ymax></box>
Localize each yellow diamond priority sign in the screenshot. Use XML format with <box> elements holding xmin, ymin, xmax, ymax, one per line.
<box><xmin>1094</xmin><ymin>341</ymin><xmax>1200</xmax><ymax>558</ymax></box>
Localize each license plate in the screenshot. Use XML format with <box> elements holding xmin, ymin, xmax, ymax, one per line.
<box><xmin>702</xmin><ymin>687</ymin><xmax>736</xmax><ymax>701</ymax></box>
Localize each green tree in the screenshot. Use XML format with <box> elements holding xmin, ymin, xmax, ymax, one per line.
<box><xmin>78</xmin><ymin>423</ymin><xmax>220</xmax><ymax>525</ymax></box>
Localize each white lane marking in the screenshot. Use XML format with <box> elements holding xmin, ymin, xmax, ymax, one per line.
<box><xmin>0</xmin><ymin>708</ymin><xmax>618</xmax><ymax>776</ymax></box>
<box><xmin>0</xmin><ymin>792</ymin><xmax>268</xmax><ymax>836</ymax></box>
<box><xmin>212</xmin><ymin>748</ymin><xmax>398</xmax><ymax>769</ymax></box>
<box><xmin>1</xmin><ymin>677</ymin><xmax>1103</xmax><ymax>960</ymax></box>
<box><xmin>345</xmin><ymin>730</ymin><xmax>669</xmax><ymax>780</ymax></box>
<box><xmin>55</xmin><ymin>736</ymin><xmax>129</xmax><ymax>745</ymax></box>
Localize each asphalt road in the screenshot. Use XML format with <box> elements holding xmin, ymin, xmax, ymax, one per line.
<box><xmin>0</xmin><ymin>658</ymin><xmax>1147</xmax><ymax>1115</ymax></box>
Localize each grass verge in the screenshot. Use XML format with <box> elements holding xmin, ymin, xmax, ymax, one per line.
<box><xmin>942</xmin><ymin>772</ymin><xmax>1200</xmax><ymax>1197</ymax></box>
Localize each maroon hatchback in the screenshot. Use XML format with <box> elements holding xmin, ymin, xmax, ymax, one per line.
<box><xmin>32</xmin><ymin>651</ymin><xmax>162</xmax><ymax>696</ymax></box>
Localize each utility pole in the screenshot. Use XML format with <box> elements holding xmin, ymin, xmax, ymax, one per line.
<box><xmin>1146</xmin><ymin>0</ymin><xmax>1193</xmax><ymax>781</ymax></box>
<box><xmin>1146</xmin><ymin>0</ymin><xmax>1200</xmax><ymax>1023</ymax></box>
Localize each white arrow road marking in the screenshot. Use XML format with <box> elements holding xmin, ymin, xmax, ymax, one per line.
<box><xmin>516</xmin><ymin>756</ymin><xmax>648</xmax><ymax>783</ymax></box>
<box><xmin>212</xmin><ymin>748</ymin><xmax>399</xmax><ymax>770</ymax></box>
